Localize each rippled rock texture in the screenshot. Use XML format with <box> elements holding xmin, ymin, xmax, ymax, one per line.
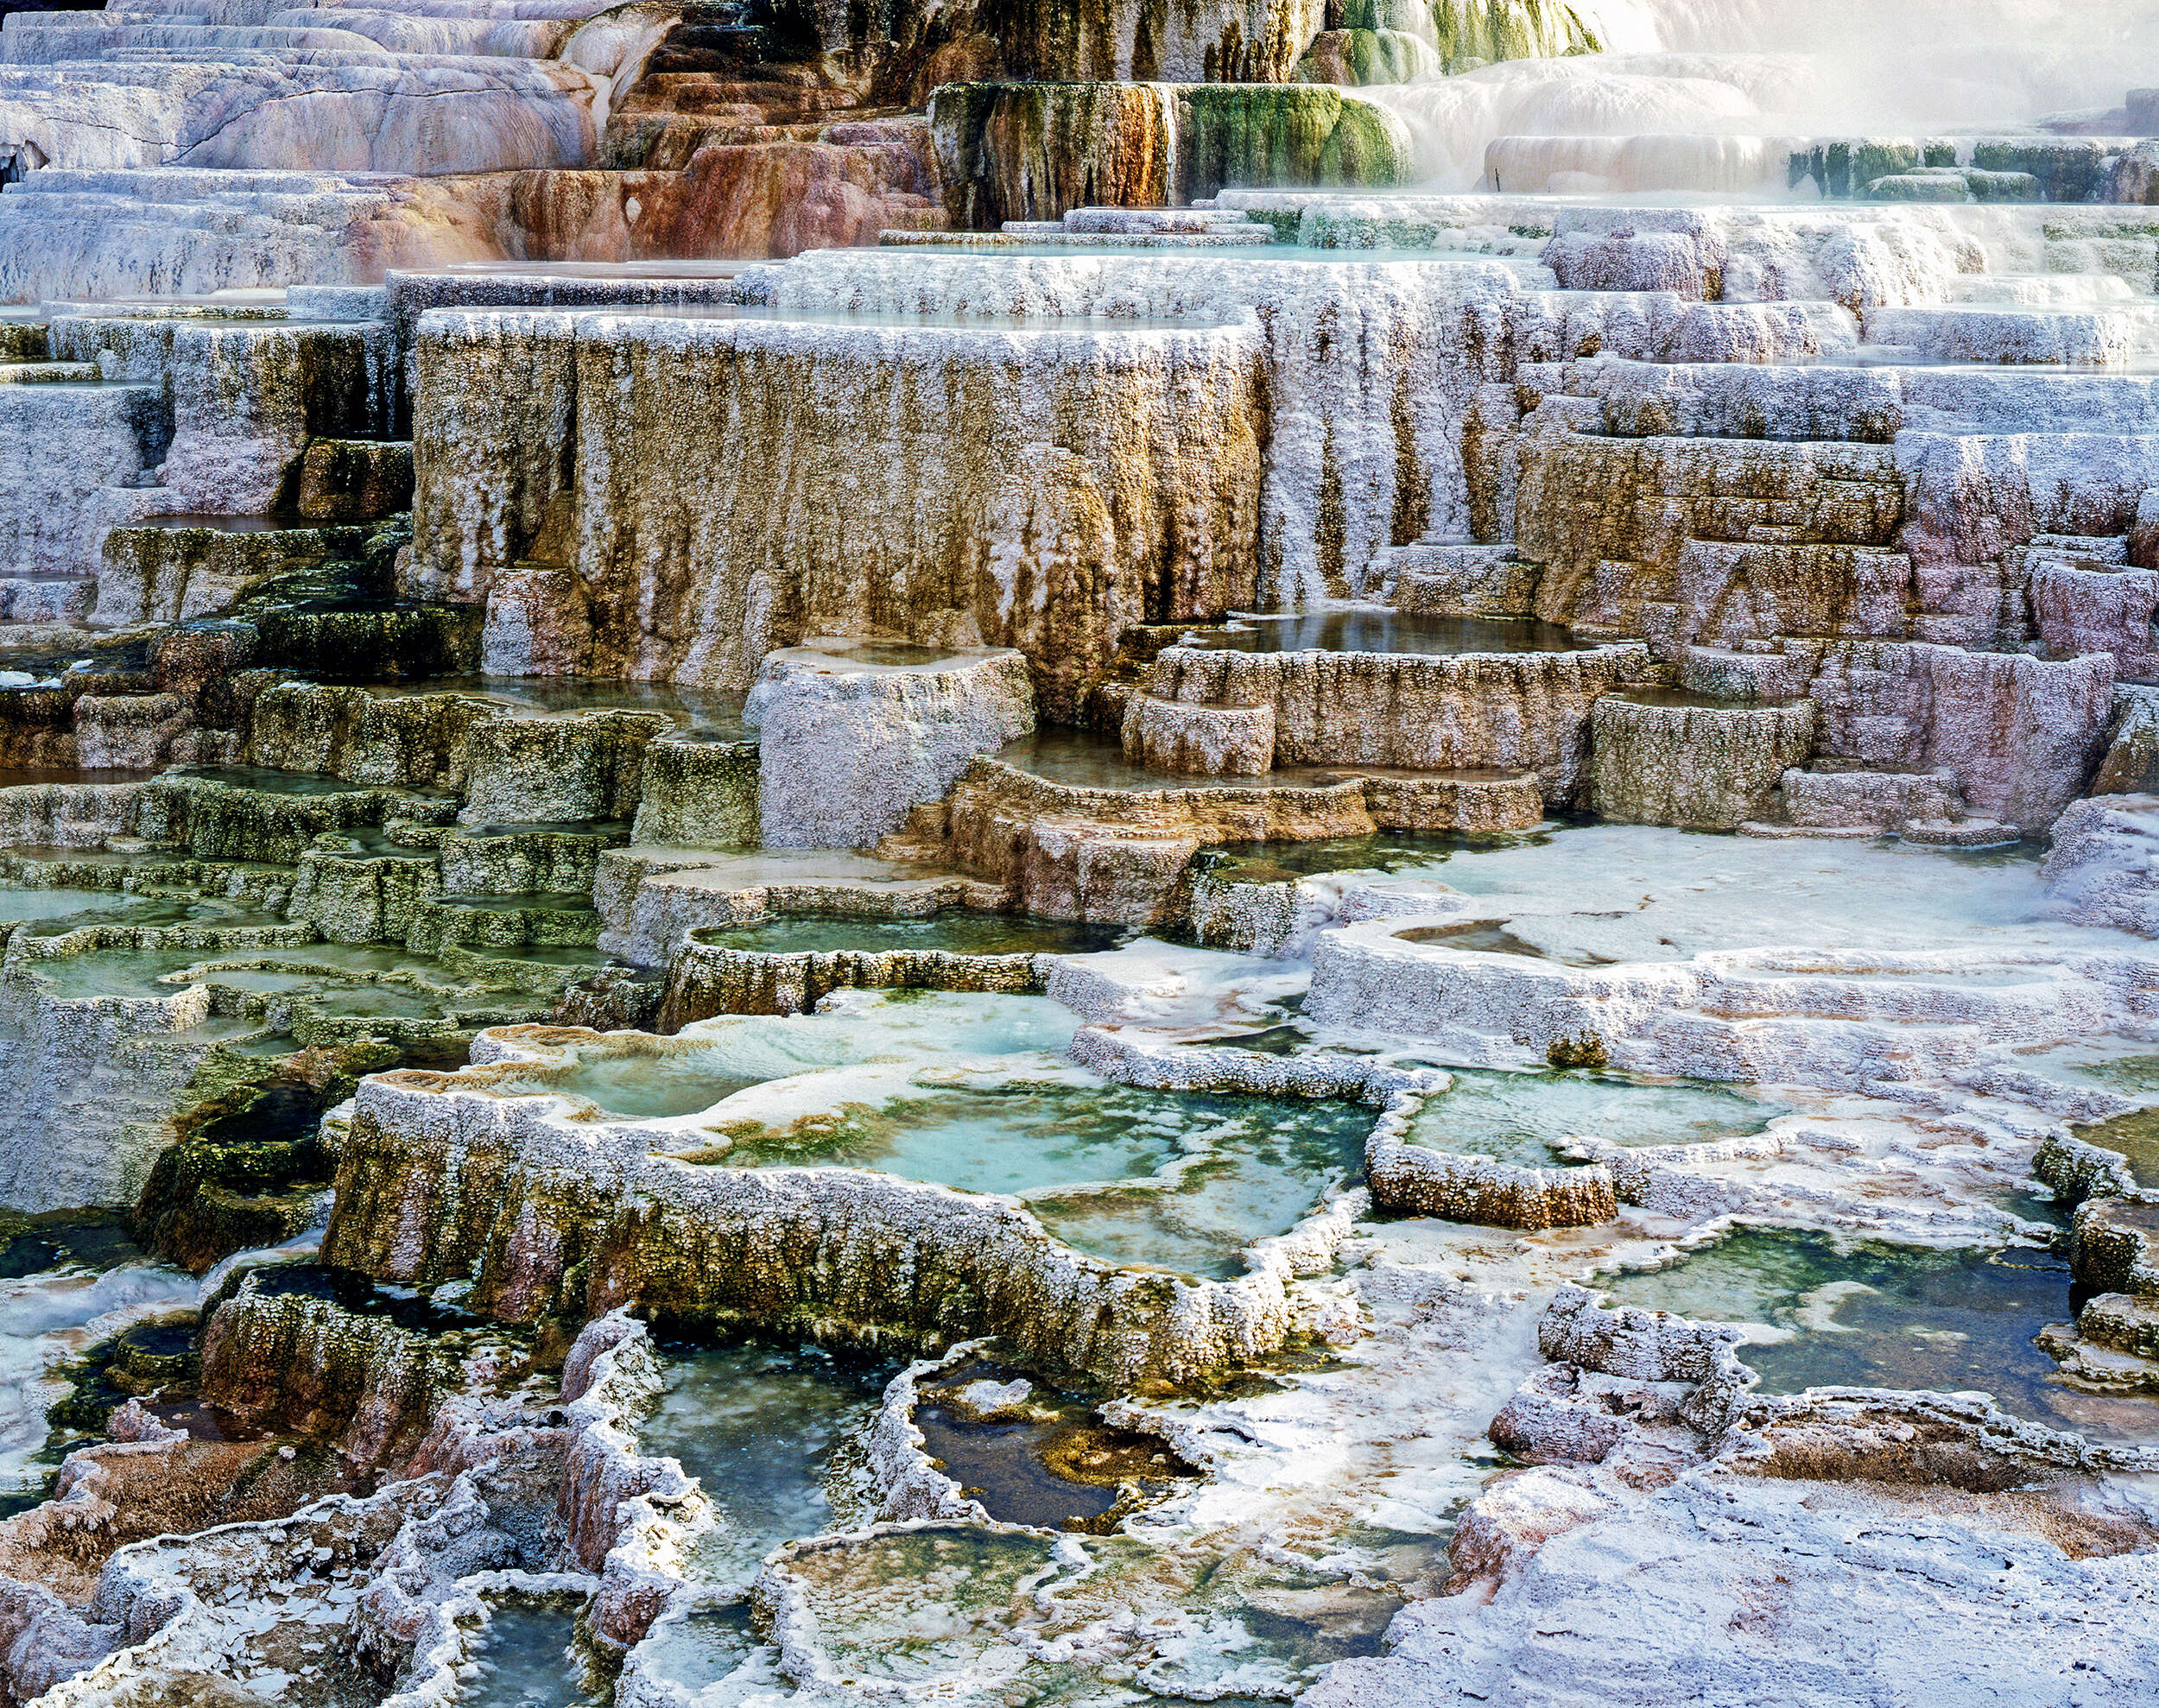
<box><xmin>0</xmin><ymin>0</ymin><xmax>674</xmax><ymax>173</ymax></box>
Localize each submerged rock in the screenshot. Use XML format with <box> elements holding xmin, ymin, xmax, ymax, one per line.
<box><xmin>2044</xmin><ymin>794</ymin><xmax>2159</xmax><ymax>935</ymax></box>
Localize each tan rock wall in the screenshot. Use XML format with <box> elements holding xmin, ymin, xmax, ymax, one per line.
<box><xmin>412</xmin><ymin>310</ymin><xmax>1266</xmax><ymax>721</ymax></box>
<box><xmin>1146</xmin><ymin>644</ymin><xmax>1654</xmax><ymax>800</ymax></box>
<box><xmin>320</xmin><ymin>1073</ymin><xmax>1304</xmax><ymax>1384</ymax></box>
<box><xmin>1808</xmin><ymin>642</ymin><xmax>2115</xmax><ymax>832</ymax></box>
<box><xmin>1588</xmin><ymin>698</ymin><xmax>1819</xmax><ymax>831</ymax></box>
<box><xmin>1517</xmin><ymin>432</ymin><xmax>1909</xmax><ymax>643</ymax></box>
<box><xmin>408</xmin><ymin>310</ymin><xmax>578</xmax><ymax>602</ymax></box>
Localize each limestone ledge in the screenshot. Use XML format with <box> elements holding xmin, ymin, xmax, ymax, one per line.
<box><xmin>748</xmin><ymin>642</ymin><xmax>1035</xmax><ymax>851</ymax></box>
<box><xmin>1509</xmin><ymin>415</ymin><xmax>2124</xmax><ymax>832</ymax></box>
<box><xmin>1307</xmin><ymin>913</ymin><xmax>2159</xmax><ymax>1086</ymax></box>
<box><xmin>2035</xmin><ymin>1129</ymin><xmax>2148</xmax><ymax>1207</ymax></box>
<box><xmin>736</xmin><ymin>245</ymin><xmax>1783</xmax><ymax>605</ymax></box>
<box><xmin>864</xmin><ymin>1341</ymin><xmax>995</xmax><ymax>1526</ymax></box>
<box><xmin>1354</xmin><ymin>1047</ymin><xmax>1614</xmax><ymax>1233</ymax></box>
<box><xmin>10</xmin><ymin>914</ymin><xmax>582</xmax><ymax>1015</ymax></box>
<box><xmin>0</xmin><ymin>905</ymin><xmax>588</xmax><ymax>1215</ymax></box>
<box><xmin>459</xmin><ymin>708</ymin><xmax>660</xmax><ymax>827</ymax></box>
<box><xmin>1121</xmin><ymin>692</ymin><xmax>1275</xmax><ymax>775</ymax></box>
<box><xmin>939</xmin><ymin>754</ymin><xmax>1541</xmax><ymax>926</ymax></box>
<box><xmin>319</xmin><ymin>1047</ymin><xmax>1351</xmax><ymax>1384</ymax></box>
<box><xmin>0</xmin><ymin>928</ymin><xmax>217</xmax><ymax>1212</ymax></box>
<box><xmin>1067</xmin><ymin>1024</ymin><xmax>1423</xmax><ymax>1105</ymax></box>
<box><xmin>445</xmin><ymin>820</ymin><xmax>630</xmax><ymax>900</ymax></box>
<box><xmin>98</xmin><ymin>519</ymin><xmax>376</xmax><ymax>632</ymax></box>
<box><xmin>1589</xmin><ymin>695</ymin><xmax>1818</xmax><ymax>832</ymax></box>
<box><xmin>0</xmin><ymin>373</ymin><xmax>168</xmax><ymax>586</ymax></box>
<box><xmin>1068</xmin><ymin>1026</ymin><xmax>1619</xmax><ymax>1232</ymax></box>
<box><xmin>1367</xmin><ymin>1103</ymin><xmax>1617</xmax><ymax>1230</ymax></box>
<box><xmin>1182</xmin><ymin>856</ymin><xmax>1326</xmax><ymax>958</ymax></box>
<box><xmin>22</xmin><ymin>1306</ymin><xmax>680</xmax><ymax>1706</ymax></box>
<box><xmin>593</xmin><ymin>845</ymin><xmax>1003</xmax><ymax>969</ymax></box>
<box><xmin>695</xmin><ymin>242</ymin><xmax>2159</xmax><ymax>819</ymax></box>
<box><xmin>0</xmin><ymin>0</ymin><xmax>681</xmax><ymax>174</ymax></box>
<box><xmin>51</xmin><ymin>308</ymin><xmax>396</xmax><ymax>528</ymax></box>
<box><xmin>1138</xmin><ymin>642</ymin><xmax>1654</xmax><ymax>801</ymax></box>
<box><xmin>2071</xmin><ymin>1193</ymin><xmax>2159</xmax><ymax>1297</ymax></box>
<box><xmin>2043</xmin><ymin>793</ymin><xmax>2159</xmax><ymax>937</ymax></box>
<box><xmin>246</xmin><ymin>680</ymin><xmax>514</xmax><ymax>792</ymax></box>
<box><xmin>1507</xmin><ymin>1282</ymin><xmax>2159</xmax><ymax>1481</ymax></box>
<box><xmin>1415</xmin><ymin>1328</ymin><xmax>2159</xmax><ymax>1708</ymax></box>
<box><xmin>2097</xmin><ymin>684</ymin><xmax>2159</xmax><ymax>794</ymax></box>
<box><xmin>627</xmin><ymin>737</ymin><xmax>757</xmax><ymax>849</ymax></box>
<box><xmin>1222</xmin><ymin>197</ymin><xmax>2139</xmax><ymax>308</ymax></box>
<box><xmin>250</xmin><ymin>678</ymin><xmax>743</xmax><ymax>846</ymax></box>
<box><xmin>658</xmin><ymin>931</ymin><xmax>1051</xmax><ymax>1027</ymax></box>
<box><xmin>198</xmin><ymin>1281</ymin><xmax>475</xmax><ymax>1472</ymax></box>
<box><xmin>0</xmin><ymin>769</ymin><xmax>453</xmax><ymax>863</ymax></box>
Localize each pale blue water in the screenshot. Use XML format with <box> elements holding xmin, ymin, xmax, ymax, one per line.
<box><xmin>1607</xmin><ymin>1229</ymin><xmax>2159</xmax><ymax>1443</ymax></box>
<box><xmin>728</xmin><ymin>1080</ymin><xmax>1370</xmax><ymax>1278</ymax></box>
<box><xmin>639</xmin><ymin>1341</ymin><xmax>892</xmax><ymax>1592</ymax></box>
<box><xmin>457</xmin><ymin>1603</ymin><xmax>601</xmax><ymax>1708</ymax></box>
<box><xmin>1406</xmin><ymin>1067</ymin><xmax>1781</xmax><ymax>1167</ymax></box>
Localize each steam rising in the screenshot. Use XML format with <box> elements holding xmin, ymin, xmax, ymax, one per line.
<box><xmin>1364</xmin><ymin>0</ymin><xmax>2159</xmax><ymax>191</ymax></box>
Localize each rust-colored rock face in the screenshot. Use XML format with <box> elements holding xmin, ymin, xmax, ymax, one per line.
<box><xmin>932</xmin><ymin>81</ymin><xmax>1178</xmax><ymax>226</ymax></box>
<box><xmin>634</xmin><ymin>139</ymin><xmax>943</xmax><ymax>256</ymax></box>
<box><xmin>417</xmin><ymin>130</ymin><xmax>943</xmax><ymax>264</ymax></box>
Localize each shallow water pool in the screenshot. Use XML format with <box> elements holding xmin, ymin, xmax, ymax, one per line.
<box><xmin>731</xmin><ymin>1079</ymin><xmax>1372</xmax><ymax>1277</ymax></box>
<box><xmin>778</xmin><ymin>1521</ymin><xmax>1405</xmax><ymax>1703</ymax></box>
<box><xmin>1334</xmin><ymin>823</ymin><xmax>2099</xmax><ymax>965</ymax></box>
<box><xmin>1407</xmin><ymin>1067</ymin><xmax>1781</xmax><ymax>1167</ymax></box>
<box><xmin>638</xmin><ymin>1340</ymin><xmax>893</xmax><ymax>1592</ymax></box>
<box><xmin>492</xmin><ymin>992</ymin><xmax>1080</xmax><ymax>1119</ymax></box>
<box><xmin>457</xmin><ymin>1601</ymin><xmax>602</xmax><ymax>1708</ymax></box>
<box><xmin>1608</xmin><ymin>1228</ymin><xmax>2159</xmax><ymax>1443</ymax></box>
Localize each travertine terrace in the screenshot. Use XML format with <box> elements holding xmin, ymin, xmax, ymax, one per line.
<box><xmin>0</xmin><ymin>0</ymin><xmax>2153</xmax><ymax>1702</ymax></box>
